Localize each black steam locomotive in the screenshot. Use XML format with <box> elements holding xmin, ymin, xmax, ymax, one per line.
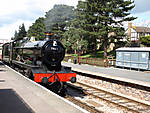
<box><xmin>2</xmin><ymin>33</ymin><xmax>76</xmax><ymax>93</ymax></box>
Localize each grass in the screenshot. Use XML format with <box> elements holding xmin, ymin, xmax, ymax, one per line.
<box><xmin>65</xmin><ymin>54</ymin><xmax>78</xmax><ymax>57</ymax></box>
<box><xmin>81</xmin><ymin>51</ymin><xmax>104</xmax><ymax>58</ymax></box>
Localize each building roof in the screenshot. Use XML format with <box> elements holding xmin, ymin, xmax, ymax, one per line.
<box><xmin>133</xmin><ymin>26</ymin><xmax>150</xmax><ymax>33</ymax></box>
<box><xmin>116</xmin><ymin>47</ymin><xmax>150</xmax><ymax>52</ymax></box>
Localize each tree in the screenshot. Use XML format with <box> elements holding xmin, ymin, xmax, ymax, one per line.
<box><xmin>81</xmin><ymin>0</ymin><xmax>136</xmax><ymax>58</ymax></box>
<box><xmin>63</xmin><ymin>28</ymin><xmax>88</xmax><ymax>54</ymax></box>
<box><xmin>63</xmin><ymin>1</ymin><xmax>88</xmax><ymax>54</ymax></box>
<box><xmin>17</xmin><ymin>23</ymin><xmax>27</xmax><ymax>39</ymax></box>
<box><xmin>12</xmin><ymin>24</ymin><xmax>27</xmax><ymax>40</ymax></box>
<box><xmin>27</xmin><ymin>17</ymin><xmax>46</xmax><ymax>40</ymax></box>
<box><xmin>11</xmin><ymin>30</ymin><xmax>18</xmax><ymax>40</ymax></box>
<box><xmin>14</xmin><ymin>30</ymin><xmax>18</xmax><ymax>39</ymax></box>
<box><xmin>79</xmin><ymin>0</ymin><xmax>100</xmax><ymax>55</ymax></box>
<box><xmin>45</xmin><ymin>5</ymin><xmax>75</xmax><ymax>38</ymax></box>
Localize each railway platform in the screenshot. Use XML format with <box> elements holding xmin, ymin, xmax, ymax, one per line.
<box><xmin>62</xmin><ymin>62</ymin><xmax>150</xmax><ymax>87</ymax></box>
<box><xmin>0</xmin><ymin>62</ymin><xmax>87</xmax><ymax>113</ymax></box>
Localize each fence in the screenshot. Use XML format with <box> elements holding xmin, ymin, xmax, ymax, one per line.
<box><xmin>63</xmin><ymin>56</ymin><xmax>116</xmax><ymax>67</ymax></box>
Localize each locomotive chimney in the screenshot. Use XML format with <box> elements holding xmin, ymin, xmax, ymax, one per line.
<box><xmin>45</xmin><ymin>32</ymin><xmax>54</xmax><ymax>40</ymax></box>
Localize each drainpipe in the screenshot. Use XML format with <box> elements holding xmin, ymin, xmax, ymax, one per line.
<box><xmin>128</xmin><ymin>22</ymin><xmax>132</xmax><ymax>41</ymax></box>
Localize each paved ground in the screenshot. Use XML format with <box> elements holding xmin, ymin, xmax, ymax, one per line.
<box><xmin>62</xmin><ymin>62</ymin><xmax>150</xmax><ymax>87</ymax></box>
<box><xmin>0</xmin><ymin>62</ymin><xmax>86</xmax><ymax>113</ymax></box>
<box><xmin>0</xmin><ymin>89</ymin><xmax>34</xmax><ymax>113</ymax></box>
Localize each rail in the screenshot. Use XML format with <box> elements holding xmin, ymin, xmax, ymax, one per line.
<box><xmin>68</xmin><ymin>82</ymin><xmax>150</xmax><ymax>113</ymax></box>
<box><xmin>65</xmin><ymin>95</ymin><xmax>102</xmax><ymax>113</ymax></box>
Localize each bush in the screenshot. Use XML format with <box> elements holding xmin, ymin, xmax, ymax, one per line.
<box><xmin>140</xmin><ymin>35</ymin><xmax>150</xmax><ymax>46</ymax></box>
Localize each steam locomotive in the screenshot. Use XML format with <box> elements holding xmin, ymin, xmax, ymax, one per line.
<box><xmin>2</xmin><ymin>33</ymin><xmax>76</xmax><ymax>93</ymax></box>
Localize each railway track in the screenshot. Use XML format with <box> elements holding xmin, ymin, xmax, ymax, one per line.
<box><xmin>65</xmin><ymin>96</ymin><xmax>102</xmax><ymax>113</ymax></box>
<box><xmin>67</xmin><ymin>82</ymin><xmax>150</xmax><ymax>113</ymax></box>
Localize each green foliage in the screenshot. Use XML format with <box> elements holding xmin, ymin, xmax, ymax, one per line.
<box><xmin>17</xmin><ymin>23</ymin><xmax>27</xmax><ymax>39</ymax></box>
<box><xmin>12</xmin><ymin>23</ymin><xmax>27</xmax><ymax>40</ymax></box>
<box><xmin>63</xmin><ymin>2</ymin><xmax>89</xmax><ymax>54</ymax></box>
<box><xmin>140</xmin><ymin>36</ymin><xmax>150</xmax><ymax>46</ymax></box>
<box><xmin>82</xmin><ymin>51</ymin><xmax>104</xmax><ymax>58</ymax></box>
<box><xmin>114</xmin><ymin>41</ymin><xmax>127</xmax><ymax>49</ymax></box>
<box><xmin>12</xmin><ymin>30</ymin><xmax>18</xmax><ymax>40</ymax></box>
<box><xmin>63</xmin><ymin>28</ymin><xmax>88</xmax><ymax>53</ymax></box>
<box><xmin>27</xmin><ymin>17</ymin><xmax>46</xmax><ymax>40</ymax></box>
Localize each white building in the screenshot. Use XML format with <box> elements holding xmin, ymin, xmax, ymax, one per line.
<box><xmin>125</xmin><ymin>22</ymin><xmax>150</xmax><ymax>41</ymax></box>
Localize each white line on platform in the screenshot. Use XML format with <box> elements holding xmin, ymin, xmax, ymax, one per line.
<box><xmin>4</xmin><ymin>63</ymin><xmax>89</xmax><ymax>113</ymax></box>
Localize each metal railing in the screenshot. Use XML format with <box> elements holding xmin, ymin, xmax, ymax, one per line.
<box><xmin>63</xmin><ymin>56</ymin><xmax>116</xmax><ymax>67</ymax></box>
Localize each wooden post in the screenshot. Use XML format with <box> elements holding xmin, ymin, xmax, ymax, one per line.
<box><xmin>86</xmin><ymin>57</ymin><xmax>87</xmax><ymax>64</ymax></box>
<box><xmin>104</xmin><ymin>59</ymin><xmax>108</xmax><ymax>67</ymax></box>
<box><xmin>78</xmin><ymin>51</ymin><xmax>81</xmax><ymax>64</ymax></box>
<box><xmin>95</xmin><ymin>58</ymin><xmax>96</xmax><ymax>65</ymax></box>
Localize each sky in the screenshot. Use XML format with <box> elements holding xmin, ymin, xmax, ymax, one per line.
<box><xmin>0</xmin><ymin>0</ymin><xmax>150</xmax><ymax>40</ymax></box>
<box><xmin>130</xmin><ymin>0</ymin><xmax>150</xmax><ymax>26</ymax></box>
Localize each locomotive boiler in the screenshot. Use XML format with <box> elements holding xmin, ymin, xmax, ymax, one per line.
<box><xmin>2</xmin><ymin>33</ymin><xmax>76</xmax><ymax>93</ymax></box>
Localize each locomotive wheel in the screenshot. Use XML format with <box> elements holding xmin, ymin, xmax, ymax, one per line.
<box><xmin>25</xmin><ymin>69</ymin><xmax>34</xmax><ymax>80</ymax></box>
<box><xmin>11</xmin><ymin>63</ymin><xmax>15</xmax><ymax>69</ymax></box>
